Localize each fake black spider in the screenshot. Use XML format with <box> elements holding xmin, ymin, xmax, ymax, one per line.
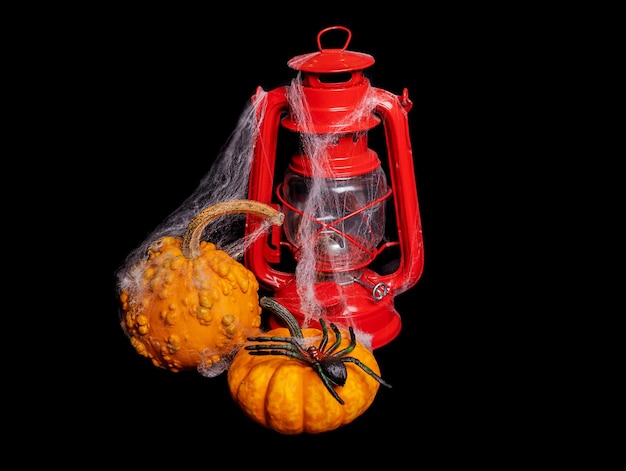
<box><xmin>245</xmin><ymin>296</ymin><xmax>392</xmax><ymax>405</ymax></box>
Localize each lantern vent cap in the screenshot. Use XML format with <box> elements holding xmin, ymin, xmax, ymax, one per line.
<box><xmin>287</xmin><ymin>26</ymin><xmax>375</xmax><ymax>74</ymax></box>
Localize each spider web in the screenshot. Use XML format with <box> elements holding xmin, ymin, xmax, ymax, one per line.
<box><xmin>115</xmin><ymin>65</ymin><xmax>410</xmax><ymax>372</ymax></box>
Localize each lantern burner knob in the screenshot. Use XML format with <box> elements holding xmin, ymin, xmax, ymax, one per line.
<box><xmin>352</xmin><ymin>276</ymin><xmax>389</xmax><ymax>301</ymax></box>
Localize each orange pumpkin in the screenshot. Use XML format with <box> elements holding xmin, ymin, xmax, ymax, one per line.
<box><xmin>118</xmin><ymin>200</ymin><xmax>284</xmax><ymax>374</ymax></box>
<box><xmin>227</xmin><ymin>297</ymin><xmax>389</xmax><ymax>434</ymax></box>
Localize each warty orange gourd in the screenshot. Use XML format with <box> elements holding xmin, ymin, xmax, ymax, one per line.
<box><xmin>118</xmin><ymin>200</ymin><xmax>284</xmax><ymax>374</ymax></box>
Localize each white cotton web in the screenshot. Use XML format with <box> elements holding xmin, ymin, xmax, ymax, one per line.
<box><xmin>285</xmin><ymin>74</ymin><xmax>390</xmax><ymax>328</ymax></box>
<box><xmin>116</xmin><ymin>90</ymin><xmax>270</xmax><ymax>295</ymax></box>
<box><xmin>196</xmin><ymin>346</ymin><xmax>238</xmax><ymax>378</ymax></box>
<box><xmin>115</xmin><ymin>91</ymin><xmax>276</xmax><ymax>378</ymax></box>
<box><xmin>116</xmin><ymin>53</ymin><xmax>420</xmax><ymax>361</ymax></box>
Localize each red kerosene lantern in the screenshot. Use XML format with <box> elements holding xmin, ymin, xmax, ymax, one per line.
<box><xmin>245</xmin><ymin>26</ymin><xmax>424</xmax><ymax>349</ymax></box>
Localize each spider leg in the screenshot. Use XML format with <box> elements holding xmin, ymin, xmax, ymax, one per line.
<box><xmin>321</xmin><ymin>320</ymin><xmax>343</xmax><ymax>355</ymax></box>
<box><xmin>247</xmin><ymin>335</ymin><xmax>307</xmax><ymax>351</ymax></box>
<box><xmin>245</xmin><ymin>348</ymin><xmax>309</xmax><ymax>361</ymax></box>
<box><xmin>245</xmin><ymin>343</ymin><xmax>300</xmax><ymax>353</ymax></box>
<box><xmin>341</xmin><ymin>357</ymin><xmax>392</xmax><ymax>388</ymax></box>
<box><xmin>317</xmin><ymin>318</ymin><xmax>329</xmax><ymax>352</ymax></box>
<box><xmin>246</xmin><ymin>336</ymin><xmax>309</xmax><ymax>358</ymax></box>
<box><xmin>314</xmin><ymin>363</ymin><xmax>345</xmax><ymax>405</ymax></box>
<box><xmin>332</xmin><ymin>326</ymin><xmax>357</xmax><ymax>357</ymax></box>
<box><xmin>247</xmin><ymin>335</ymin><xmax>298</xmax><ymax>343</ymax></box>
<box><xmin>260</xmin><ymin>297</ymin><xmax>304</xmax><ymax>340</ymax></box>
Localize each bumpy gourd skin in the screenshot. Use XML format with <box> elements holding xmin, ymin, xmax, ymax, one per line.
<box><xmin>227</xmin><ymin>326</ymin><xmax>382</xmax><ymax>434</ymax></box>
<box><xmin>120</xmin><ymin>236</ymin><xmax>262</xmax><ymax>373</ymax></box>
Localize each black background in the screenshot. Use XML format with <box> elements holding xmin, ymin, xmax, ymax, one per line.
<box><xmin>40</xmin><ymin>5</ymin><xmax>552</xmax><ymax>464</ymax></box>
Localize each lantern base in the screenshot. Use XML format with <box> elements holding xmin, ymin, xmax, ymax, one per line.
<box><xmin>266</xmin><ymin>277</ymin><xmax>402</xmax><ymax>349</ymax></box>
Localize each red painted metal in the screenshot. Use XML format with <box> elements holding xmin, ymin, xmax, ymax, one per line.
<box><xmin>245</xmin><ymin>26</ymin><xmax>424</xmax><ymax>349</ymax></box>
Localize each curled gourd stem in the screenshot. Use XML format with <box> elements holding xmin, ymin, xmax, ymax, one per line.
<box><xmin>260</xmin><ymin>296</ymin><xmax>304</xmax><ymax>340</ymax></box>
<box><xmin>181</xmin><ymin>200</ymin><xmax>284</xmax><ymax>259</ymax></box>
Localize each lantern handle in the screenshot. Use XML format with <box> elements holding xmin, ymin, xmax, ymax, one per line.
<box><xmin>317</xmin><ymin>26</ymin><xmax>351</xmax><ymax>52</ymax></box>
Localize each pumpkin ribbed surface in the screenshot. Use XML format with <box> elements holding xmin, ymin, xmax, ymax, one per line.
<box><xmin>120</xmin><ymin>236</ymin><xmax>262</xmax><ymax>372</ymax></box>
<box><xmin>227</xmin><ymin>326</ymin><xmax>382</xmax><ymax>434</ymax></box>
